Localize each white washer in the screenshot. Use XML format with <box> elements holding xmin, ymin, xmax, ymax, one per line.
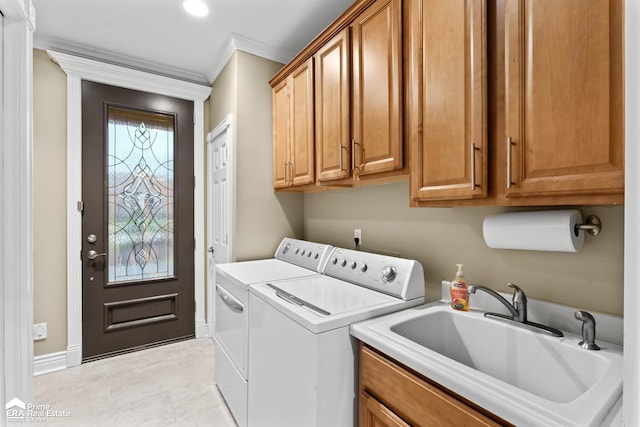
<box><xmin>248</xmin><ymin>248</ymin><xmax>425</xmax><ymax>427</ymax></box>
<box><xmin>214</xmin><ymin>238</ymin><xmax>333</xmax><ymax>427</ymax></box>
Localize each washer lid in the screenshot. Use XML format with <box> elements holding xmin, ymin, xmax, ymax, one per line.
<box><xmin>250</xmin><ymin>276</ymin><xmax>423</xmax><ymax>334</ymax></box>
<box><xmin>216</xmin><ymin>259</ymin><xmax>319</xmax><ymax>290</ymax></box>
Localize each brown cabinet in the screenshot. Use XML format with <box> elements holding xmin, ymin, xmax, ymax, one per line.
<box><xmin>272</xmin><ymin>59</ymin><xmax>315</xmax><ymax>189</ymax></box>
<box><xmin>410</xmin><ymin>0</ymin><xmax>487</xmax><ymax>202</ymax></box>
<box><xmin>352</xmin><ymin>0</ymin><xmax>404</xmax><ymax>177</ymax></box>
<box><xmin>360</xmin><ymin>391</ymin><xmax>410</xmax><ymax>427</ymax></box>
<box><xmin>411</xmin><ymin>0</ymin><xmax>624</xmax><ymax>206</ymax></box>
<box><xmin>503</xmin><ymin>0</ymin><xmax>624</xmax><ymax>201</ymax></box>
<box><xmin>359</xmin><ymin>343</ymin><xmax>510</xmax><ymax>426</ymax></box>
<box><xmin>316</xmin><ymin>0</ymin><xmax>404</xmax><ymax>184</ymax></box>
<box><xmin>315</xmin><ymin>28</ymin><xmax>351</xmax><ymax>182</ymax></box>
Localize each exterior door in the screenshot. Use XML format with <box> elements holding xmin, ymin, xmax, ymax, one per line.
<box><xmin>206</xmin><ymin>115</ymin><xmax>234</xmax><ymax>335</ymax></box>
<box><xmin>81</xmin><ymin>81</ymin><xmax>195</xmax><ymax>361</ymax></box>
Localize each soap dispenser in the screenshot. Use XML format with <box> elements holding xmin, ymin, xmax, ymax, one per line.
<box><xmin>450</xmin><ymin>264</ymin><xmax>469</xmax><ymax>311</ymax></box>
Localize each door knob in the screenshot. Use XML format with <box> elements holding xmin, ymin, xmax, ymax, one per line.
<box><xmin>87</xmin><ymin>250</ymin><xmax>107</xmax><ymax>260</ymax></box>
<box><xmin>208</xmin><ymin>247</ymin><xmax>215</xmax><ymax>254</ymax></box>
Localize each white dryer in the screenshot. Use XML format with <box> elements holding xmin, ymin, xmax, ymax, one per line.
<box><xmin>248</xmin><ymin>248</ymin><xmax>425</xmax><ymax>427</ymax></box>
<box><xmin>214</xmin><ymin>237</ymin><xmax>333</xmax><ymax>427</ymax></box>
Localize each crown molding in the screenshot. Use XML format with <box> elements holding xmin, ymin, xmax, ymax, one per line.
<box><xmin>47</xmin><ymin>50</ymin><xmax>211</xmax><ymax>102</ymax></box>
<box><xmin>36</xmin><ymin>36</ymin><xmax>209</xmax><ymax>85</ymax></box>
<box><xmin>206</xmin><ymin>32</ymin><xmax>291</xmax><ymax>84</ymax></box>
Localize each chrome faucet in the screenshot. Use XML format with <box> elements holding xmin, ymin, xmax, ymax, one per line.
<box><xmin>574</xmin><ymin>311</ymin><xmax>601</xmax><ymax>350</ymax></box>
<box><xmin>468</xmin><ymin>283</ymin><xmax>563</xmax><ymax>337</ymax></box>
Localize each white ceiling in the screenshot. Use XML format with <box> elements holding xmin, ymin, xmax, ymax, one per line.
<box><xmin>32</xmin><ymin>0</ymin><xmax>356</xmax><ymax>85</ymax></box>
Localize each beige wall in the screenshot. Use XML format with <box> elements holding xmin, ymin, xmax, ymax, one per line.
<box><xmin>208</xmin><ymin>51</ymin><xmax>304</xmax><ymax>262</ymax></box>
<box><xmin>304</xmin><ymin>181</ymin><xmax>624</xmax><ymax>316</ymax></box>
<box><xmin>33</xmin><ymin>49</ymin><xmax>68</xmax><ymax>356</ymax></box>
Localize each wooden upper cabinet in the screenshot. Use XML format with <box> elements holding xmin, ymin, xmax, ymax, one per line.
<box><xmin>504</xmin><ymin>0</ymin><xmax>624</xmax><ymax>199</ymax></box>
<box><xmin>315</xmin><ymin>28</ymin><xmax>351</xmax><ymax>182</ymax></box>
<box><xmin>272</xmin><ymin>59</ymin><xmax>315</xmax><ymax>189</ymax></box>
<box><xmin>410</xmin><ymin>0</ymin><xmax>487</xmax><ymax>202</ymax></box>
<box><xmin>351</xmin><ymin>0</ymin><xmax>403</xmax><ymax>177</ymax></box>
<box><xmin>273</xmin><ymin>79</ymin><xmax>291</xmax><ymax>189</ymax></box>
<box><xmin>290</xmin><ymin>60</ymin><xmax>315</xmax><ymax>186</ymax></box>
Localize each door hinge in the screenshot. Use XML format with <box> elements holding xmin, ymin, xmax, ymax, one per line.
<box><xmin>194</xmin><ymin>300</ymin><xmax>197</xmax><ymax>313</ymax></box>
<box><xmin>77</xmin><ymin>200</ymin><xmax>84</xmax><ymax>212</ymax></box>
<box><xmin>194</xmin><ymin>238</ymin><xmax>196</xmax><ymax>250</ymax></box>
<box><xmin>193</xmin><ymin>175</ymin><xmax>196</xmax><ymax>188</ymax></box>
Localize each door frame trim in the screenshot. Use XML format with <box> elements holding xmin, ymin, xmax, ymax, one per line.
<box><xmin>48</xmin><ymin>50</ymin><xmax>211</xmax><ymax>367</ymax></box>
<box><xmin>1</xmin><ymin>0</ymin><xmax>36</xmax><ymax>408</ymax></box>
<box><xmin>206</xmin><ymin>114</ymin><xmax>235</xmax><ymax>337</ymax></box>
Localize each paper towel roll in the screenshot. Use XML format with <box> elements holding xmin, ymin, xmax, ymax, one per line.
<box><xmin>483</xmin><ymin>210</ymin><xmax>585</xmax><ymax>252</ymax></box>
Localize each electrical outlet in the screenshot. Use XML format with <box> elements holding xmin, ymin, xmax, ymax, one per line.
<box><xmin>354</xmin><ymin>228</ymin><xmax>362</xmax><ymax>244</ymax></box>
<box><xmin>33</xmin><ymin>323</ymin><xmax>47</xmax><ymax>341</ymax></box>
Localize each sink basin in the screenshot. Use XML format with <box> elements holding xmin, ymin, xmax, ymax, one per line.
<box><xmin>391</xmin><ymin>309</ymin><xmax>607</xmax><ymax>403</ymax></box>
<box><xmin>351</xmin><ymin>303</ymin><xmax>623</xmax><ymax>427</ymax></box>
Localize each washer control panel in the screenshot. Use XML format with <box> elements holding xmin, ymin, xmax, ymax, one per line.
<box><xmin>275</xmin><ymin>238</ymin><xmax>334</xmax><ymax>272</ymax></box>
<box><xmin>323</xmin><ymin>248</ymin><xmax>424</xmax><ymax>300</ymax></box>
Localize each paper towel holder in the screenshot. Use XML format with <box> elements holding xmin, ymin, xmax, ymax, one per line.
<box><xmin>575</xmin><ymin>215</ymin><xmax>601</xmax><ymax>237</ymax></box>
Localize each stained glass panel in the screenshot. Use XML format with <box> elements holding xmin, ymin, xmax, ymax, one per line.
<box><xmin>107</xmin><ymin>107</ymin><xmax>175</xmax><ymax>283</ymax></box>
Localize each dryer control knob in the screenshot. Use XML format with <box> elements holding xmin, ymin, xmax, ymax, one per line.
<box><xmin>360</xmin><ymin>264</ymin><xmax>368</xmax><ymax>272</ymax></box>
<box><xmin>382</xmin><ymin>266</ymin><xmax>397</xmax><ymax>283</ymax></box>
<box><xmin>350</xmin><ymin>261</ymin><xmax>357</xmax><ymax>269</ymax></box>
<box><xmin>332</xmin><ymin>257</ymin><xmax>338</xmax><ymax>265</ymax></box>
<box><xmin>341</xmin><ymin>259</ymin><xmax>347</xmax><ymax>267</ymax></box>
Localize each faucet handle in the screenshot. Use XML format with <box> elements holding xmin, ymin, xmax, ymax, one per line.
<box><xmin>507</xmin><ymin>282</ymin><xmax>527</xmax><ymax>303</ymax></box>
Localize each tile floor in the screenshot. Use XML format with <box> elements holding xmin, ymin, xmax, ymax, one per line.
<box><xmin>33</xmin><ymin>338</ymin><xmax>237</xmax><ymax>426</ymax></box>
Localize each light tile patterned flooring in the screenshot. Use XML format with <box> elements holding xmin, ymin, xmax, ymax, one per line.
<box><xmin>33</xmin><ymin>338</ymin><xmax>237</xmax><ymax>426</ymax></box>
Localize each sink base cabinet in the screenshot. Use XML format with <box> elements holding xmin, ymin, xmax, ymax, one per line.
<box><xmin>358</xmin><ymin>343</ymin><xmax>511</xmax><ymax>427</ymax></box>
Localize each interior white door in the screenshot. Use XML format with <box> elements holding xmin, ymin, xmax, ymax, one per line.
<box><xmin>207</xmin><ymin>114</ymin><xmax>234</xmax><ymax>336</ymax></box>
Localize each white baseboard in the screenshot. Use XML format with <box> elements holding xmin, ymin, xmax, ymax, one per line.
<box><xmin>195</xmin><ymin>320</ymin><xmax>209</xmax><ymax>338</ymax></box>
<box><xmin>34</xmin><ymin>351</ymin><xmax>67</xmax><ymax>376</ymax></box>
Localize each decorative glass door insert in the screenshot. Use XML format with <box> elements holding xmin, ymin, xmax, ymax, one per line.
<box><xmin>107</xmin><ymin>107</ymin><xmax>175</xmax><ymax>283</ymax></box>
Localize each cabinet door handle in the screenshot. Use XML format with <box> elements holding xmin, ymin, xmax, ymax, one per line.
<box><xmin>339</xmin><ymin>143</ymin><xmax>344</xmax><ymax>171</ymax></box>
<box><xmin>506</xmin><ymin>136</ymin><xmax>514</xmax><ymax>189</ymax></box>
<box><xmin>351</xmin><ymin>139</ymin><xmax>355</xmax><ymax>171</ymax></box>
<box><xmin>284</xmin><ymin>161</ymin><xmax>288</xmax><ymax>183</ymax></box>
<box><xmin>289</xmin><ymin>161</ymin><xmax>294</xmax><ymax>183</ymax></box>
<box><xmin>470</xmin><ymin>142</ymin><xmax>477</xmax><ymax>190</ymax></box>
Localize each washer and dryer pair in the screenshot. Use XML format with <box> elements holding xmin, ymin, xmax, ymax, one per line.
<box><xmin>215</xmin><ymin>238</ymin><xmax>424</xmax><ymax>427</ymax></box>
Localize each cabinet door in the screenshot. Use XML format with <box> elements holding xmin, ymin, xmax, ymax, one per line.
<box><xmin>352</xmin><ymin>0</ymin><xmax>403</xmax><ymax>177</ymax></box>
<box><xmin>315</xmin><ymin>28</ymin><xmax>351</xmax><ymax>182</ymax></box>
<box><xmin>290</xmin><ymin>59</ymin><xmax>315</xmax><ymax>186</ymax></box>
<box><xmin>273</xmin><ymin>79</ymin><xmax>291</xmax><ymax>189</ymax></box>
<box><xmin>359</xmin><ymin>391</ymin><xmax>410</xmax><ymax>427</ymax></box>
<box><xmin>410</xmin><ymin>0</ymin><xmax>487</xmax><ymax>201</ymax></box>
<box><xmin>504</xmin><ymin>0</ymin><xmax>624</xmax><ymax>198</ymax></box>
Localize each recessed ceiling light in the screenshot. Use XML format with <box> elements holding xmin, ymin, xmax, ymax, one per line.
<box><xmin>183</xmin><ymin>0</ymin><xmax>209</xmax><ymax>17</ymax></box>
